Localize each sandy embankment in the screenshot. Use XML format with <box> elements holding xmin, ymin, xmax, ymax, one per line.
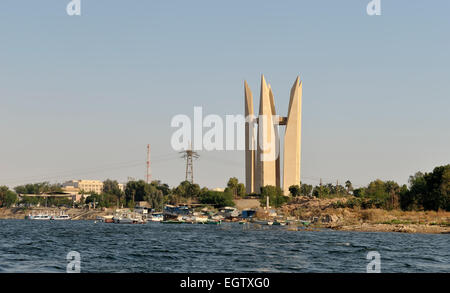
<box><xmin>279</xmin><ymin>196</ymin><xmax>450</xmax><ymax>234</ymax></box>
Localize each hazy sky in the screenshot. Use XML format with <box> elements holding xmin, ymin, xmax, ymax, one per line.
<box><xmin>0</xmin><ymin>0</ymin><xmax>449</xmax><ymax>189</ymax></box>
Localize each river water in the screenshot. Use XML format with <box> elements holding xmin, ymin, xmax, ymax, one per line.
<box><xmin>0</xmin><ymin>219</ymin><xmax>448</xmax><ymax>273</ymax></box>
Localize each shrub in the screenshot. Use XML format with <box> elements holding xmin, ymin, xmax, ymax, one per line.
<box><xmin>199</xmin><ymin>190</ymin><xmax>234</xmax><ymax>208</ymax></box>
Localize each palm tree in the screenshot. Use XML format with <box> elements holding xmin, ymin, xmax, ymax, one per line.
<box><xmin>385</xmin><ymin>181</ymin><xmax>400</xmax><ymax>209</ymax></box>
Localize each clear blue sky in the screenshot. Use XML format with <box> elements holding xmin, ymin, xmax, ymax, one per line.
<box><xmin>0</xmin><ymin>0</ymin><xmax>449</xmax><ymax>189</ymax></box>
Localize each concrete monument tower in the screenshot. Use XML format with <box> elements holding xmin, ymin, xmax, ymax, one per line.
<box><xmin>245</xmin><ymin>75</ymin><xmax>302</xmax><ymax>195</ymax></box>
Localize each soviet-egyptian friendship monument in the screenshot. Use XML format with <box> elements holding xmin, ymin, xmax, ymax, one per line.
<box><xmin>245</xmin><ymin>75</ymin><xmax>302</xmax><ymax>196</ymax></box>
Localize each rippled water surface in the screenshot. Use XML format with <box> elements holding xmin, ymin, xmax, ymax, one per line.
<box><xmin>0</xmin><ymin>220</ymin><xmax>448</xmax><ymax>272</ymax></box>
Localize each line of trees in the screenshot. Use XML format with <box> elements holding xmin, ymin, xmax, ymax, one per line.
<box><xmin>400</xmin><ymin>165</ymin><xmax>449</xmax><ymax>211</ymax></box>
<box><xmin>2</xmin><ymin>164</ymin><xmax>447</xmax><ymax>212</ymax></box>
<box><xmin>94</xmin><ymin>178</ymin><xmax>237</xmax><ymax>209</ymax></box>
<box><xmin>0</xmin><ymin>177</ymin><xmax>241</xmax><ymax>210</ymax></box>
<box><xmin>14</xmin><ymin>182</ymin><xmax>63</xmax><ymax>195</ymax></box>
<box><xmin>289</xmin><ymin>164</ymin><xmax>449</xmax><ymax>212</ymax></box>
<box><xmin>0</xmin><ymin>184</ymin><xmax>73</xmax><ymax>208</ymax></box>
<box><xmin>259</xmin><ymin>185</ymin><xmax>287</xmax><ymax>208</ymax></box>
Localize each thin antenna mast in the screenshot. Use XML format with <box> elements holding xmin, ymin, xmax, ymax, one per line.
<box><xmin>146</xmin><ymin>144</ymin><xmax>151</xmax><ymax>184</ymax></box>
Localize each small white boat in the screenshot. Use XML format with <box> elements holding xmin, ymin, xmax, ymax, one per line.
<box><xmin>97</xmin><ymin>215</ymin><xmax>114</xmax><ymax>223</ymax></box>
<box><xmin>149</xmin><ymin>213</ymin><xmax>163</xmax><ymax>222</ymax></box>
<box><xmin>113</xmin><ymin>214</ymin><xmax>146</xmax><ymax>224</ymax></box>
<box><xmin>114</xmin><ymin>217</ymin><xmax>134</xmax><ymax>224</ymax></box>
<box><xmin>51</xmin><ymin>212</ymin><xmax>71</xmax><ymax>220</ymax></box>
<box><xmin>194</xmin><ymin>216</ymin><xmax>208</xmax><ymax>223</ymax></box>
<box><xmin>25</xmin><ymin>213</ymin><xmax>51</xmax><ymax>220</ymax></box>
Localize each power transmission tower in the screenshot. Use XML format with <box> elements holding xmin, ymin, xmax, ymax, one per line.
<box><xmin>180</xmin><ymin>147</ymin><xmax>199</xmax><ymax>184</ymax></box>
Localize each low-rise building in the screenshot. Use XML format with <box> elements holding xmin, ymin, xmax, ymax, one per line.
<box><xmin>62</xmin><ymin>180</ymin><xmax>104</xmax><ymax>194</ymax></box>
<box><xmin>61</xmin><ymin>180</ymin><xmax>126</xmax><ymax>202</ymax></box>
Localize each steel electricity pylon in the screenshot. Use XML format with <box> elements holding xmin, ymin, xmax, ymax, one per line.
<box><xmin>180</xmin><ymin>147</ymin><xmax>199</xmax><ymax>184</ymax></box>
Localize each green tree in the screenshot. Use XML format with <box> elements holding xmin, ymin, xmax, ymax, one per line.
<box><xmin>312</xmin><ymin>185</ymin><xmax>330</xmax><ymax>198</ymax></box>
<box><xmin>125</xmin><ymin>180</ymin><xmax>147</xmax><ymax>204</ymax></box>
<box><xmin>0</xmin><ymin>186</ymin><xmax>17</xmax><ymax>207</ymax></box>
<box><xmin>4</xmin><ymin>191</ymin><xmax>17</xmax><ymax>207</ymax></box>
<box><xmin>401</xmin><ymin>172</ymin><xmax>426</xmax><ymax>210</ymax></box>
<box><xmin>173</xmin><ymin>181</ymin><xmax>201</xmax><ymax>198</ymax></box>
<box><xmin>441</xmin><ymin>167</ymin><xmax>450</xmax><ymax>211</ymax></box>
<box><xmin>237</xmin><ymin>183</ymin><xmax>246</xmax><ymax>197</ymax></box>
<box><xmin>103</xmin><ymin>179</ymin><xmax>124</xmax><ymax>206</ymax></box>
<box><xmin>420</xmin><ymin>165</ymin><xmax>450</xmax><ymax>211</ymax></box>
<box><xmin>145</xmin><ymin>184</ymin><xmax>164</xmax><ymax>210</ymax></box>
<box><xmin>260</xmin><ymin>185</ymin><xmax>286</xmax><ymax>208</ymax></box>
<box><xmin>14</xmin><ymin>182</ymin><xmax>62</xmax><ymax>195</ymax></box>
<box><xmin>366</xmin><ymin>179</ymin><xmax>389</xmax><ymax>202</ymax></box>
<box><xmin>124</xmin><ymin>180</ymin><xmax>166</xmax><ymax>210</ymax></box>
<box><xmin>227</xmin><ymin>177</ymin><xmax>246</xmax><ymax>198</ymax></box>
<box><xmin>199</xmin><ymin>190</ymin><xmax>234</xmax><ymax>208</ymax></box>
<box><xmin>103</xmin><ymin>179</ymin><xmax>122</xmax><ymax>196</ymax></box>
<box><xmin>353</xmin><ymin>188</ymin><xmax>366</xmax><ymax>197</ymax></box>
<box><xmin>300</xmin><ymin>183</ymin><xmax>313</xmax><ymax>197</ymax></box>
<box><xmin>151</xmin><ymin>180</ymin><xmax>171</xmax><ymax>196</ymax></box>
<box><xmin>385</xmin><ymin>180</ymin><xmax>400</xmax><ymax>210</ymax></box>
<box><xmin>288</xmin><ymin>185</ymin><xmax>301</xmax><ymax>197</ymax></box>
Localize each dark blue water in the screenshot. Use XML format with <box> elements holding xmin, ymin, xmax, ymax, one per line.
<box><xmin>0</xmin><ymin>219</ymin><xmax>448</xmax><ymax>273</ymax></box>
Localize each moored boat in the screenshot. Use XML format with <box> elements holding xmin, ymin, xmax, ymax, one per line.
<box><xmin>97</xmin><ymin>215</ymin><xmax>114</xmax><ymax>223</ymax></box>
<box><xmin>161</xmin><ymin>220</ymin><xmax>185</xmax><ymax>224</ymax></box>
<box><xmin>51</xmin><ymin>212</ymin><xmax>71</xmax><ymax>220</ymax></box>
<box><xmin>25</xmin><ymin>213</ymin><xmax>51</xmax><ymax>220</ymax></box>
<box><xmin>163</xmin><ymin>205</ymin><xmax>190</xmax><ymax>221</ymax></box>
<box><xmin>149</xmin><ymin>213</ymin><xmax>164</xmax><ymax>222</ymax></box>
<box><xmin>113</xmin><ymin>214</ymin><xmax>146</xmax><ymax>224</ymax></box>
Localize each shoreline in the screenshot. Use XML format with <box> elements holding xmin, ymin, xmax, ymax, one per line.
<box><xmin>329</xmin><ymin>223</ymin><xmax>450</xmax><ymax>234</ymax></box>
<box><xmin>278</xmin><ymin>197</ymin><xmax>450</xmax><ymax>235</ymax></box>
<box><xmin>1</xmin><ymin>207</ymin><xmax>449</xmax><ymax>234</ymax></box>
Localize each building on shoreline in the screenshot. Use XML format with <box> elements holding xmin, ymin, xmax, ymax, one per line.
<box><xmin>62</xmin><ymin>180</ymin><xmax>104</xmax><ymax>194</ymax></box>
<box><xmin>62</xmin><ymin>180</ymin><xmax>125</xmax><ymax>194</ymax></box>
<box><xmin>60</xmin><ymin>180</ymin><xmax>125</xmax><ymax>202</ymax></box>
